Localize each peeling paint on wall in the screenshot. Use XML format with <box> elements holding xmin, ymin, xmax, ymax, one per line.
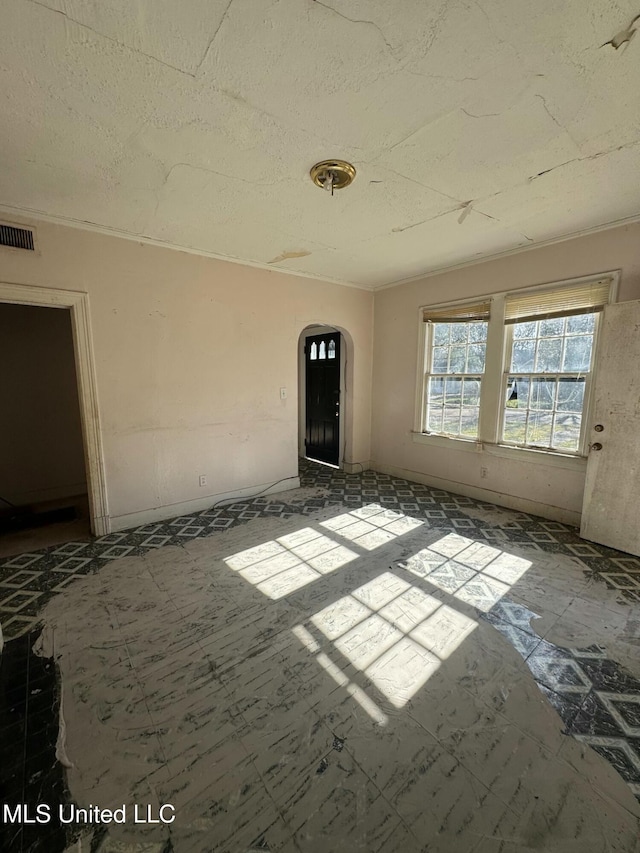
<box><xmin>267</xmin><ymin>250</ymin><xmax>311</xmax><ymax>264</ymax></box>
<box><xmin>457</xmin><ymin>202</ymin><xmax>473</xmax><ymax>224</ymax></box>
<box><xmin>601</xmin><ymin>13</ymin><xmax>640</xmax><ymax>50</ymax></box>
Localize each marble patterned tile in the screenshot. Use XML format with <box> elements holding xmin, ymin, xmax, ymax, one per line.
<box><xmin>526</xmin><ymin>642</ymin><xmax>592</xmax><ymax>696</ymax></box>
<box><xmin>421</xmin><ymin>560</ymin><xmax>477</xmax><ymax>594</ymax></box>
<box><xmin>453</xmin><ymin>573</ymin><xmax>510</xmax><ymax>612</ymax></box>
<box><xmin>1</xmin><ymin>458</ymin><xmax>640</xmax><ymax>853</ymax></box>
<box><xmin>480</xmin><ymin>615</ymin><xmax>541</xmax><ymax>659</ymax></box>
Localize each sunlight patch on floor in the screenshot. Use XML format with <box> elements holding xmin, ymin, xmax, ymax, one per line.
<box><xmin>225</xmin><ymin>513</ymin><xmax>532</xmax><ymax>717</ymax></box>
<box><xmin>403</xmin><ymin>533</ymin><xmax>531</xmax><ymax>612</ymax></box>
<box><xmin>292</xmin><ymin>624</ymin><xmax>389</xmax><ymax>725</ymax></box>
<box><xmin>224</xmin><ymin>504</ymin><xmax>422</xmax><ymax>598</ymax></box>
<box><xmin>224</xmin><ymin>525</ymin><xmax>359</xmax><ymax>598</ymax></box>
<box><xmin>320</xmin><ymin>505</ymin><xmax>423</xmax><ymax>551</ymax></box>
<box><xmin>309</xmin><ymin>572</ymin><xmax>476</xmax><ymax>709</ymax></box>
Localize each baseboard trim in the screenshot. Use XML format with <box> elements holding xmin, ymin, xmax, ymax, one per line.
<box><xmin>109</xmin><ymin>476</ymin><xmax>301</xmax><ymax>533</ymax></box>
<box><xmin>369</xmin><ymin>461</ymin><xmax>581</xmax><ymax>527</ymax></box>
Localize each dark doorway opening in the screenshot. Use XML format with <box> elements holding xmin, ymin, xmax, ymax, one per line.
<box><xmin>305</xmin><ymin>332</ymin><xmax>341</xmax><ymax>466</ymax></box>
<box><xmin>0</xmin><ymin>303</ymin><xmax>90</xmax><ymax>557</ymax></box>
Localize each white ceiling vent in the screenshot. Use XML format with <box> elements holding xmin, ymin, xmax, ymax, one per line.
<box><xmin>0</xmin><ymin>222</ymin><xmax>35</xmax><ymax>251</ymax></box>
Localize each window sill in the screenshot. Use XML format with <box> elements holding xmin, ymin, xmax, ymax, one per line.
<box><xmin>411</xmin><ymin>432</ymin><xmax>588</xmax><ymax>470</ymax></box>
<box><xmin>411</xmin><ymin>432</ymin><xmax>482</xmax><ymax>453</ymax></box>
<box><xmin>485</xmin><ymin>442</ymin><xmax>587</xmax><ymax>470</ymax></box>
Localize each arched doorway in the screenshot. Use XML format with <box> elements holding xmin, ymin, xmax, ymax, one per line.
<box><xmin>304</xmin><ymin>330</ymin><xmax>341</xmax><ymax>465</ymax></box>
<box><xmin>298</xmin><ymin>324</ymin><xmax>353</xmax><ymax>469</ymax></box>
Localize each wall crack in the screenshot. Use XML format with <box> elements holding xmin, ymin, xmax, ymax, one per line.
<box><xmin>27</xmin><ymin>0</ymin><xmax>198</xmax><ymax>78</ymax></box>
<box><xmin>160</xmin><ymin>161</ymin><xmax>282</xmax><ymax>189</ymax></box>
<box><xmin>528</xmin><ymin>137</ymin><xmax>640</xmax><ymax>183</ymax></box>
<box><xmin>311</xmin><ymin>0</ymin><xmax>399</xmax><ymax>60</ymax></box>
<box><xmin>461</xmin><ymin>107</ymin><xmax>501</xmax><ymax>119</ymax></box>
<box><xmin>405</xmin><ymin>70</ymin><xmax>481</xmax><ymax>83</ymax></box>
<box><xmin>194</xmin><ymin>0</ymin><xmax>236</xmax><ymax>74</ymax></box>
<box><xmin>534</xmin><ymin>94</ymin><xmax>564</xmax><ymax>132</ymax></box>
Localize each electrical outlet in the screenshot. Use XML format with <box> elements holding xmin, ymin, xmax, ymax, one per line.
<box><xmin>199</xmin><ymin>475</ymin><xmax>207</xmax><ymax>487</ymax></box>
<box><xmin>280</xmin><ymin>387</ymin><xmax>287</xmax><ymax>399</ymax></box>
<box><xmin>480</xmin><ymin>467</ymin><xmax>488</xmax><ymax>479</ymax></box>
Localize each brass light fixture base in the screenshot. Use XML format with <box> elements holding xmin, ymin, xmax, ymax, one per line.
<box><xmin>310</xmin><ymin>160</ymin><xmax>356</xmax><ymax>191</ymax></box>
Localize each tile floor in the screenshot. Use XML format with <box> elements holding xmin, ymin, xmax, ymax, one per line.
<box><xmin>0</xmin><ymin>460</ymin><xmax>639</xmax><ymax>852</ymax></box>
<box><xmin>0</xmin><ymin>495</ymin><xmax>91</xmax><ymax>560</ymax></box>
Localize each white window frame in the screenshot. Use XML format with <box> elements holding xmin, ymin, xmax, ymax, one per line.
<box><xmin>423</xmin><ymin>320</ymin><xmax>488</xmax><ymax>441</ymax></box>
<box><xmin>413</xmin><ymin>271</ymin><xmax>619</xmax><ymax>462</ymax></box>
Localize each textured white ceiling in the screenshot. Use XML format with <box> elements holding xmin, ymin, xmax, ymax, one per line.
<box><xmin>2</xmin><ymin>0</ymin><xmax>640</xmax><ymax>288</ymax></box>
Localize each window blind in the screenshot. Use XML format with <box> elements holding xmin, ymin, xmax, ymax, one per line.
<box><xmin>504</xmin><ymin>278</ymin><xmax>612</xmax><ymax>324</ymax></box>
<box><xmin>422</xmin><ymin>301</ymin><xmax>491</xmax><ymax>323</ymax></box>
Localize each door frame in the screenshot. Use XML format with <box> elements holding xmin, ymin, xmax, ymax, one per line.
<box><xmin>0</xmin><ymin>281</ymin><xmax>109</xmax><ymax>536</ymax></box>
<box><xmin>298</xmin><ymin>324</ymin><xmax>351</xmax><ymax>469</ymax></box>
<box><xmin>304</xmin><ymin>331</ymin><xmax>342</xmax><ymax>467</ymax></box>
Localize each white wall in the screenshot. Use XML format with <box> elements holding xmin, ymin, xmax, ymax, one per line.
<box><xmin>0</xmin><ymin>217</ymin><xmax>373</xmax><ymax>530</ymax></box>
<box><xmin>0</xmin><ymin>302</ymin><xmax>87</xmax><ymax>505</ymax></box>
<box><xmin>372</xmin><ymin>223</ymin><xmax>640</xmax><ymax>524</ymax></box>
<box><xmin>4</xmin><ymin>213</ymin><xmax>637</xmax><ymax>532</ymax></box>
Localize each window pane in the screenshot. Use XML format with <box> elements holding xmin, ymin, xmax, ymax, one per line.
<box><xmin>503</xmin><ymin>410</ymin><xmax>527</xmax><ymax>444</ymax></box>
<box><xmin>535</xmin><ymin>337</ymin><xmax>562</xmax><ymax>372</ymax></box>
<box><xmin>552</xmin><ymin>414</ymin><xmax>581</xmax><ymax>452</ymax></box>
<box><xmin>511</xmin><ymin>340</ymin><xmax>535</xmax><ymax>372</ymax></box>
<box><xmin>501</xmin><ymin>310</ymin><xmax>595</xmax><ymax>454</ymax></box>
<box><xmin>502</xmin><ymin>373</ymin><xmax>586</xmax><ymax>453</ymax></box>
<box><xmin>513</xmin><ymin>321</ymin><xmax>537</xmax><ymax>339</ymax></box>
<box><xmin>567</xmin><ymin>314</ymin><xmax>595</xmax><ymax>335</ymax></box>
<box><xmin>444</xmin><ymin>378</ymin><xmax>462</xmax><ymax>406</ymax></box>
<box><xmin>448</xmin><ymin>346</ymin><xmax>466</xmax><ymax>373</ymax></box>
<box><xmin>428</xmin><ymin>377</ymin><xmax>444</xmax><ymax>402</ymax></box>
<box><xmin>557</xmin><ymin>377</ymin><xmax>585</xmax><ymax>411</ymax></box>
<box><xmin>460</xmin><ymin>379</ymin><xmax>481</xmax><ymax>437</ymax></box>
<box><xmin>427</xmin><ymin>376</ymin><xmax>480</xmax><ymax>439</ymax></box>
<box><xmin>430</xmin><ymin>322</ymin><xmax>488</xmax><ymax>375</ymax></box>
<box><xmin>466</xmin><ymin>344</ymin><xmax>486</xmax><ymax>372</ymax></box>
<box><xmin>427</xmin><ymin>378</ymin><xmax>443</xmax><ymax>432</ymax></box>
<box><xmin>469</xmin><ymin>323</ymin><xmax>487</xmax><ymax>343</ymax></box>
<box><xmin>433</xmin><ymin>324</ymin><xmax>449</xmax><ymax>345</ymax></box>
<box><xmin>540</xmin><ymin>317</ymin><xmax>565</xmax><ymax>337</ymax></box>
<box><xmin>526</xmin><ymin>411</ymin><xmax>553</xmax><ymax>447</ymax></box>
<box><xmin>450</xmin><ymin>324</ymin><xmax>467</xmax><ymax>343</ymax></box>
<box><xmin>443</xmin><ymin>408</ymin><xmax>461</xmax><ymax>433</ymax></box>
<box><xmin>530</xmin><ymin>378</ymin><xmax>555</xmax><ymax>410</ymax></box>
<box><xmin>433</xmin><ymin>346</ymin><xmax>448</xmax><ymax>372</ymax></box>
<box><xmin>462</xmin><ymin>378</ymin><xmax>481</xmax><ymax>407</ymax></box>
<box><xmin>505</xmin><ymin>376</ymin><xmax>530</xmax><ymax>408</ymax></box>
<box><xmin>460</xmin><ymin>411</ymin><xmax>479</xmax><ymax>437</ymax></box>
<box><xmin>426</xmin><ymin>321</ymin><xmax>486</xmax><ymax>438</ymax></box>
<box><xmin>563</xmin><ymin>335</ymin><xmax>593</xmax><ymax>372</ymax></box>
<box><xmin>428</xmin><ymin>412</ymin><xmax>443</xmax><ymax>433</ymax></box>
<box><xmin>427</xmin><ymin>405</ymin><xmax>443</xmax><ymax>433</ymax></box>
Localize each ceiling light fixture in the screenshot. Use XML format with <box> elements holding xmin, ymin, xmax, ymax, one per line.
<box><xmin>310</xmin><ymin>160</ymin><xmax>356</xmax><ymax>196</ymax></box>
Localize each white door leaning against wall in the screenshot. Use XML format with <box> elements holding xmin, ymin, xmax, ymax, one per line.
<box><xmin>581</xmin><ymin>299</ymin><xmax>640</xmax><ymax>557</ymax></box>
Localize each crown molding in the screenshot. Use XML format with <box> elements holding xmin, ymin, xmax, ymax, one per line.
<box><xmin>3</xmin><ymin>202</ymin><xmax>639</xmax><ymax>295</ymax></box>
<box><xmin>0</xmin><ymin>203</ymin><xmax>375</xmax><ymax>292</ymax></box>
<box><xmin>374</xmin><ymin>212</ymin><xmax>640</xmax><ymax>291</ymax></box>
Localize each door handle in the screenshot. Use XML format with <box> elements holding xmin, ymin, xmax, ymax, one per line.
<box><xmin>591</xmin><ymin>442</ymin><xmax>603</xmax><ymax>451</ymax></box>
